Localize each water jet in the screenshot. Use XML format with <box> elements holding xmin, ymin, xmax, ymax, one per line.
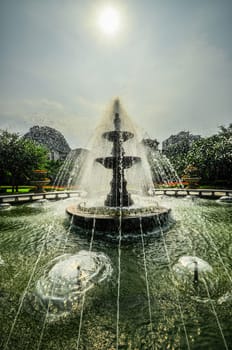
<box><xmin>217</xmin><ymin>195</ymin><xmax>232</xmax><ymax>204</ymax></box>
<box><xmin>66</xmin><ymin>99</ymin><xmax>171</xmax><ymax>239</ymax></box>
<box><xmin>30</xmin><ymin>251</ymin><xmax>112</xmax><ymax>321</ymax></box>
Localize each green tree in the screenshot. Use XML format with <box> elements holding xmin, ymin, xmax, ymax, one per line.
<box><xmin>142</xmin><ymin>138</ymin><xmax>159</xmax><ymax>151</ymax></box>
<box><xmin>46</xmin><ymin>159</ymin><xmax>63</xmax><ymax>184</ymax></box>
<box><xmin>218</xmin><ymin>123</ymin><xmax>232</xmax><ymax>138</ymax></box>
<box><xmin>162</xmin><ymin>138</ymin><xmax>190</xmax><ymax>175</ymax></box>
<box><xmin>186</xmin><ymin>129</ymin><xmax>232</xmax><ymax>185</ymax></box>
<box><xmin>162</xmin><ymin>124</ymin><xmax>232</xmax><ymax>186</ymax></box>
<box><xmin>0</xmin><ymin>130</ymin><xmax>48</xmax><ymax>192</ymax></box>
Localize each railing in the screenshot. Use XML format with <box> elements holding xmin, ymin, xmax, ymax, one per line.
<box><xmin>0</xmin><ymin>191</ymin><xmax>82</xmax><ymax>204</ymax></box>
<box><xmin>0</xmin><ymin>188</ymin><xmax>231</xmax><ymax>204</ymax></box>
<box><xmin>153</xmin><ymin>188</ymin><xmax>232</xmax><ymax>198</ymax></box>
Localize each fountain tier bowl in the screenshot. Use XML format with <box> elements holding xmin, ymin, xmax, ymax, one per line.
<box><xmin>66</xmin><ymin>204</ymin><xmax>171</xmax><ymax>238</ymax></box>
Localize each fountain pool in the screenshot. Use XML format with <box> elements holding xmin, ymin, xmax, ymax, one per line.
<box><xmin>0</xmin><ymin>196</ymin><xmax>231</xmax><ymax>349</ymax></box>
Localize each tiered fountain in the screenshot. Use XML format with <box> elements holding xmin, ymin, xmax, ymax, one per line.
<box><xmin>66</xmin><ymin>99</ymin><xmax>171</xmax><ymax>239</ymax></box>
<box><xmin>95</xmin><ymin>111</ymin><xmax>140</xmax><ymax>207</ymax></box>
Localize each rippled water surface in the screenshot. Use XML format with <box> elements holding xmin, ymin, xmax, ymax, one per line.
<box><xmin>0</xmin><ymin>197</ymin><xmax>232</xmax><ymax>349</ymax></box>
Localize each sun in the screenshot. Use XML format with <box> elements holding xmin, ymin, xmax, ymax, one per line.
<box><xmin>98</xmin><ymin>6</ymin><xmax>121</xmax><ymax>36</ymax></box>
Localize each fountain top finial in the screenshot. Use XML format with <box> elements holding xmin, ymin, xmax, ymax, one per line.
<box><xmin>114</xmin><ymin>112</ymin><xmax>121</xmax><ymax>131</ymax></box>
<box><xmin>114</xmin><ymin>98</ymin><xmax>120</xmax><ymax>113</ymax></box>
<box><xmin>113</xmin><ymin>99</ymin><xmax>121</xmax><ymax>131</ymax></box>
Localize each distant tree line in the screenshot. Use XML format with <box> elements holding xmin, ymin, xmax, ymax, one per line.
<box><xmin>1</xmin><ymin>124</ymin><xmax>231</xmax><ymax>192</ymax></box>
<box><xmin>162</xmin><ymin>124</ymin><xmax>232</xmax><ymax>187</ymax></box>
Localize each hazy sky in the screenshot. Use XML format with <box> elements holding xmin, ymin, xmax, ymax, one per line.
<box><xmin>1</xmin><ymin>0</ymin><xmax>232</xmax><ymax>148</ymax></box>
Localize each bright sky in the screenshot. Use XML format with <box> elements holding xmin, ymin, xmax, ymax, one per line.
<box><xmin>1</xmin><ymin>0</ymin><xmax>232</xmax><ymax>148</ymax></box>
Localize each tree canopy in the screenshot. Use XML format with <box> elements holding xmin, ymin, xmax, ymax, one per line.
<box><xmin>0</xmin><ymin>130</ymin><xmax>48</xmax><ymax>191</ymax></box>
<box><xmin>162</xmin><ymin>136</ymin><xmax>191</xmax><ymax>175</ymax></box>
<box><xmin>163</xmin><ymin>124</ymin><xmax>232</xmax><ymax>186</ymax></box>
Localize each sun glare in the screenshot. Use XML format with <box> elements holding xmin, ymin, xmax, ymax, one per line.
<box><xmin>98</xmin><ymin>6</ymin><xmax>120</xmax><ymax>36</ymax></box>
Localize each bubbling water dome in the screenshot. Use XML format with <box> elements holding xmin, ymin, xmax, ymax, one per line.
<box><xmin>30</xmin><ymin>251</ymin><xmax>112</xmax><ymax>321</ymax></box>
<box><xmin>66</xmin><ymin>99</ymin><xmax>171</xmax><ymax>239</ymax></box>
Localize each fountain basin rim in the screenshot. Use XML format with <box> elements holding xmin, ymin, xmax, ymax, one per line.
<box><xmin>66</xmin><ymin>204</ymin><xmax>170</xmax><ymax>219</ymax></box>
<box><xmin>66</xmin><ymin>204</ymin><xmax>172</xmax><ymax>235</ymax></box>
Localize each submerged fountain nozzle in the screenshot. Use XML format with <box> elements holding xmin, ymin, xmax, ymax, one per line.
<box><xmin>193</xmin><ymin>260</ymin><xmax>199</xmax><ymax>284</ymax></box>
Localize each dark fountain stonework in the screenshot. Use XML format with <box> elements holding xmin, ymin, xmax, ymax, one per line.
<box><xmin>95</xmin><ymin>112</ymin><xmax>140</xmax><ymax>207</ymax></box>
<box><xmin>66</xmin><ymin>110</ymin><xmax>171</xmax><ymax>239</ymax></box>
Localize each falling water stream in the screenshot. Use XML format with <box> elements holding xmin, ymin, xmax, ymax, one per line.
<box><xmin>139</xmin><ymin>217</ymin><xmax>155</xmax><ymax>350</ymax></box>
<box><xmin>36</xmin><ymin>216</ymin><xmax>75</xmax><ymax>350</ymax></box>
<box><xmin>157</xmin><ymin>214</ymin><xmax>191</xmax><ymax>350</ymax></box>
<box><xmin>116</xmin><ymin>213</ymin><xmax>122</xmax><ymax>350</ymax></box>
<box><xmin>116</xmin><ymin>142</ymin><xmax>124</xmax><ymax>350</ymax></box>
<box><xmin>202</xmin><ymin>278</ymin><xmax>229</xmax><ymax>350</ymax></box>
<box><xmin>76</xmin><ymin>216</ymin><xmax>96</xmax><ymax>350</ymax></box>
<box><xmin>3</xmin><ymin>223</ymin><xmax>54</xmax><ymax>350</ymax></box>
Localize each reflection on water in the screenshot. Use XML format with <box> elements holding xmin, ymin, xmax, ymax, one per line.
<box><xmin>0</xmin><ymin>197</ymin><xmax>231</xmax><ymax>349</ymax></box>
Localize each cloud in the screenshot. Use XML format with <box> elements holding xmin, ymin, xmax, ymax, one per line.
<box><xmin>120</xmin><ymin>33</ymin><xmax>232</xmax><ymax>141</ymax></box>
<box><xmin>1</xmin><ymin>1</ymin><xmax>232</xmax><ymax>147</ymax></box>
<box><xmin>0</xmin><ymin>96</ymin><xmax>104</xmax><ymax>148</ymax></box>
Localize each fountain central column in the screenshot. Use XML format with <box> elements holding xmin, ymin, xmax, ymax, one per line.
<box><xmin>106</xmin><ymin>112</ymin><xmax>132</xmax><ymax>207</ymax></box>
<box><xmin>96</xmin><ymin>112</ymin><xmax>141</xmax><ymax>207</ymax></box>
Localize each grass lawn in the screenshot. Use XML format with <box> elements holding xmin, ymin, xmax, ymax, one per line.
<box><xmin>0</xmin><ymin>186</ymin><xmax>66</xmax><ymax>194</ymax></box>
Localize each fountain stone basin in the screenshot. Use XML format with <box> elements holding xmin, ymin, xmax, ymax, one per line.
<box><xmin>66</xmin><ymin>203</ymin><xmax>171</xmax><ymax>236</ymax></box>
